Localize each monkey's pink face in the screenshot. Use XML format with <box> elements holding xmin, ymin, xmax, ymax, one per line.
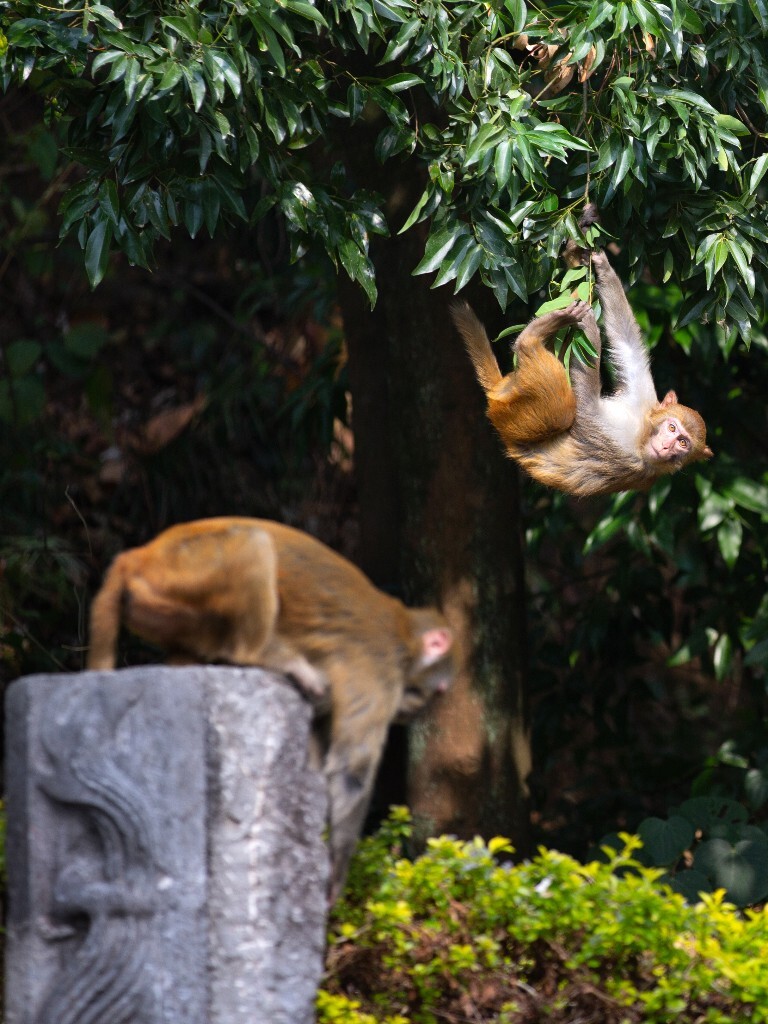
<box><xmin>648</xmin><ymin>417</ymin><xmax>692</xmax><ymax>462</ymax></box>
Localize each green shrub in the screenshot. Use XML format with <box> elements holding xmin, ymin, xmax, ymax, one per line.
<box><xmin>320</xmin><ymin>808</ymin><xmax>768</xmax><ymax>1024</ymax></box>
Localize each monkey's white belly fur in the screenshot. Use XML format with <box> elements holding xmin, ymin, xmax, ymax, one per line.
<box><xmin>598</xmin><ymin>397</ymin><xmax>646</xmax><ymax>455</ymax></box>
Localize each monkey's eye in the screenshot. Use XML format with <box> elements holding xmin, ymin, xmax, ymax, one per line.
<box><xmin>668</xmin><ymin>421</ymin><xmax>676</xmax><ymax>432</ymax></box>
<box><xmin>678</xmin><ymin>437</ymin><xmax>689</xmax><ymax>449</ymax></box>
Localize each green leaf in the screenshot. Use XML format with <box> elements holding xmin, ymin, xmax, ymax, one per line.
<box><xmin>183</xmin><ymin>68</ymin><xmax>206</xmax><ymax>112</ymax></box>
<box><xmin>749</xmin><ymin>153</ymin><xmax>768</xmax><ymax>193</ymax></box>
<box><xmin>504</xmin><ymin>0</ymin><xmax>527</xmax><ymax>34</ymax></box>
<box><xmin>695</xmin><ymin>837</ymin><xmax>768</xmax><ymax>906</ymax></box>
<box><xmin>535</xmin><ymin>292</ymin><xmax>574</xmax><ymax>315</ymax></box>
<box><xmin>84</xmin><ymin>218</ymin><xmax>112</xmax><ymax>288</ymax></box>
<box><xmin>678</xmin><ymin>796</ymin><xmax>747</xmax><ymax>832</ymax></box>
<box><xmin>503</xmin><ymin>261</ymin><xmax>528</xmax><ymax>303</ymax></box>
<box><xmin>698</xmin><ymin>491</ymin><xmax>731</xmax><ymax>531</ymax></box>
<box><xmin>252</xmin><ymin>18</ymin><xmax>287</xmax><ymax>75</ymax></box>
<box><xmin>92</xmin><ymin>49</ymin><xmax>125</xmax><ymax>75</ymax></box>
<box><xmin>90</xmin><ymin>4</ymin><xmax>123</xmax><ymax>28</ymax></box>
<box><xmin>160</xmin><ymin>15</ymin><xmax>199</xmax><ymax>43</ymax></box>
<box><xmin>64</xmin><ymin>322</ymin><xmax>109</xmax><ymax>358</ymax></box>
<box><xmin>675</xmin><ymin>291</ymin><xmax>714</xmax><ymax>329</ymax></box>
<box><xmin>464</xmin><ymin>123</ymin><xmax>505</xmax><ymax>169</ymax></box>
<box><xmin>712</xmin><ymin>631</ymin><xmax>734</xmax><ymax>680</ymax></box>
<box><xmin>657</xmin><ymin>87</ymin><xmax>718</xmax><ymax>114</ymax></box>
<box><xmin>284</xmin><ymin>0</ymin><xmax>329</xmax><ymax>27</ymax></box>
<box><xmin>748</xmin><ymin>0</ymin><xmax>768</xmax><ymax>32</ymax></box>
<box><xmin>98</xmin><ymin>179</ymin><xmax>120</xmax><ymax>227</ymax></box>
<box><xmin>668</xmin><ymin>868</ymin><xmax>711</xmax><ymax>903</ymax></box>
<box><xmin>716</xmin><ymin>515</ymin><xmax>742</xmax><ymax>567</ymax></box>
<box><xmin>728</xmin><ymin>477</ymin><xmax>768</xmax><ymax>514</ymax></box>
<box><xmin>585</xmin><ymin>0</ymin><xmax>613</xmax><ymax>30</ymax></box>
<box><xmin>714</xmin><ymin>113</ymin><xmax>749</xmax><ymax>136</ymax></box>
<box><xmin>184</xmin><ymin>200</ymin><xmax>204</xmax><ymax>238</ymax></box>
<box><xmin>638</xmin><ymin>816</ymin><xmax>694</xmax><ymax>867</ymax></box>
<box><xmin>432</xmin><ymin>234</ymin><xmax>475</xmax><ymax>288</ymax></box>
<box><xmin>454</xmin><ymin>243</ymin><xmax>483</xmax><ymax>291</ymax></box>
<box><xmin>583</xmin><ymin>509</ymin><xmax>631</xmax><ymax>553</ymax></box>
<box><xmin>413</xmin><ymin>225</ymin><xmax>469</xmax><ymax>276</ymax></box>
<box><xmin>745</xmin><ymin>768</ymin><xmax>768</xmax><ymax>811</ymax></box>
<box><xmin>202</xmin><ymin>180</ymin><xmax>221</xmax><ymax>236</ymax></box>
<box><xmin>494</xmin><ymin>139</ymin><xmax>513</xmax><ymax>189</ymax></box>
<box><xmin>398</xmin><ymin>186</ymin><xmax>431</xmax><ymax>234</ymax></box>
<box><xmin>207</xmin><ymin>51</ymin><xmax>242</xmax><ymax>97</ymax></box>
<box><xmin>379</xmin><ymin>18</ymin><xmax>421</xmax><ymax>63</ymax></box>
<box><xmin>380</xmin><ymin>72</ymin><xmax>423</xmax><ymax>92</ymax></box>
<box><xmin>726</xmin><ymin>239</ymin><xmax>755</xmax><ymax>296</ymax></box>
<box><xmin>0</xmin><ymin>376</ymin><xmax>45</xmax><ymax>425</ymax></box>
<box><xmin>157</xmin><ymin>60</ymin><xmax>183</xmax><ymax>93</ymax></box>
<box><xmin>5</xmin><ymin>339</ymin><xmax>42</xmax><ymax>377</ymax></box>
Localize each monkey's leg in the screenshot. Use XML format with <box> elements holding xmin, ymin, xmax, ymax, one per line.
<box><xmin>488</xmin><ymin>301</ymin><xmax>591</xmax><ymax>403</ymax></box>
<box><xmin>121</xmin><ymin>527</ymin><xmax>281</xmax><ymax>664</ymax></box>
<box><xmin>87</xmin><ymin>557</ymin><xmax>128</xmax><ymax>669</ymax></box>
<box><xmin>485</xmin><ymin>302</ymin><xmax>590</xmax><ymax>445</ymax></box>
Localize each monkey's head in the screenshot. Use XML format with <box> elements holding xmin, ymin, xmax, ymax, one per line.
<box><xmin>646</xmin><ymin>391</ymin><xmax>713</xmax><ymax>468</ymax></box>
<box><xmin>395</xmin><ymin>610</ymin><xmax>457</xmax><ymax>723</ymax></box>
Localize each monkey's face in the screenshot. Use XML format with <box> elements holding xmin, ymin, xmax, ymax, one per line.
<box><xmin>394</xmin><ymin>663</ymin><xmax>452</xmax><ymax>723</ymax></box>
<box><xmin>394</xmin><ymin>626</ymin><xmax>457</xmax><ymax>724</ymax></box>
<box><xmin>647</xmin><ymin>415</ymin><xmax>695</xmax><ymax>464</ymax></box>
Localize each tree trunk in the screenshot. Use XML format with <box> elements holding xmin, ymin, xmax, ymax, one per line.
<box><xmin>338</xmin><ymin>177</ymin><xmax>532</xmax><ymax>852</ymax></box>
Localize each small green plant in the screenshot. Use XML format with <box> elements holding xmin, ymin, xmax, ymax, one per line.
<box><xmin>320</xmin><ymin>809</ymin><xmax>768</xmax><ymax>1024</ymax></box>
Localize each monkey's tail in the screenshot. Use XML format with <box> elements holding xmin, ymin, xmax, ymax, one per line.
<box><xmin>450</xmin><ymin>302</ymin><xmax>502</xmax><ymax>394</ymax></box>
<box><xmin>86</xmin><ymin>557</ymin><xmax>126</xmax><ymax>670</ymax></box>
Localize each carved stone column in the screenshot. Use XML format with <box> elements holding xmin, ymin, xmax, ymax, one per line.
<box><xmin>5</xmin><ymin>666</ymin><xmax>329</xmax><ymax>1024</ymax></box>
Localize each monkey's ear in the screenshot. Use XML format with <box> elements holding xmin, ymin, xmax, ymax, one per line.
<box><xmin>703</xmin><ymin>445</ymin><xmax>714</xmax><ymax>459</ymax></box>
<box><xmin>420</xmin><ymin>627</ymin><xmax>453</xmax><ymax>665</ymax></box>
<box><xmin>660</xmin><ymin>390</ymin><xmax>678</xmax><ymax>407</ymax></box>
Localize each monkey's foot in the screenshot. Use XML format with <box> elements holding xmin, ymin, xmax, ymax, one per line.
<box><xmin>546</xmin><ymin>300</ymin><xmax>592</xmax><ymax>328</ymax></box>
<box><xmin>562</xmin><ymin>240</ymin><xmax>591</xmax><ymax>267</ymax></box>
<box><xmin>283</xmin><ymin>657</ymin><xmax>330</xmax><ymax>703</ymax></box>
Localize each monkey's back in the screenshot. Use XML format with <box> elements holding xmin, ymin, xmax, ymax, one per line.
<box><xmin>238</xmin><ymin>518</ymin><xmax>412</xmax><ymax>666</ymax></box>
<box><xmin>516</xmin><ymin>428</ymin><xmax>650</xmax><ymax>497</ymax></box>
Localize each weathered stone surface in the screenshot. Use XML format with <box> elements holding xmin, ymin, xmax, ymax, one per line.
<box><xmin>206</xmin><ymin>668</ymin><xmax>329</xmax><ymax>1024</ymax></box>
<box><xmin>5</xmin><ymin>666</ymin><xmax>329</xmax><ymax>1024</ymax></box>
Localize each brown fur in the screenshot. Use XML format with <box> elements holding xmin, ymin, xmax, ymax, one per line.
<box><xmin>87</xmin><ymin>517</ymin><xmax>458</xmax><ymax>900</ymax></box>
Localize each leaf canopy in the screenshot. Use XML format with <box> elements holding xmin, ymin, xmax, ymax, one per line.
<box><xmin>2</xmin><ymin>0</ymin><xmax>767</xmax><ymax>335</ymax></box>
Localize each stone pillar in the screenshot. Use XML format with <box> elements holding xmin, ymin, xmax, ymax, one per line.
<box><xmin>5</xmin><ymin>666</ymin><xmax>329</xmax><ymax>1024</ymax></box>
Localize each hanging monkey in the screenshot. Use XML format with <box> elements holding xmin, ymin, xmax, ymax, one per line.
<box><xmin>87</xmin><ymin>517</ymin><xmax>458</xmax><ymax>901</ymax></box>
<box><xmin>452</xmin><ymin>218</ymin><xmax>712</xmax><ymax>497</ymax></box>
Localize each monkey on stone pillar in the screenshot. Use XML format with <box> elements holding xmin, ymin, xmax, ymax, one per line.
<box><xmin>87</xmin><ymin>517</ymin><xmax>457</xmax><ymax>901</ymax></box>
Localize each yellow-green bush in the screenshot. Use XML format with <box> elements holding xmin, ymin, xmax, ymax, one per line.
<box><xmin>320</xmin><ymin>808</ymin><xmax>768</xmax><ymax>1024</ymax></box>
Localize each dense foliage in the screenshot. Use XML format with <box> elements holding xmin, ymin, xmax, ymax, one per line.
<box><xmin>2</xmin><ymin>0</ymin><xmax>768</xmax><ymax>338</ymax></box>
<box><xmin>321</xmin><ymin>809</ymin><xmax>768</xmax><ymax>1024</ymax></box>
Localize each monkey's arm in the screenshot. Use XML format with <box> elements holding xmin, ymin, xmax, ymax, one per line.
<box><xmin>591</xmin><ymin>251</ymin><xmax>657</xmax><ymax>406</ymax></box>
